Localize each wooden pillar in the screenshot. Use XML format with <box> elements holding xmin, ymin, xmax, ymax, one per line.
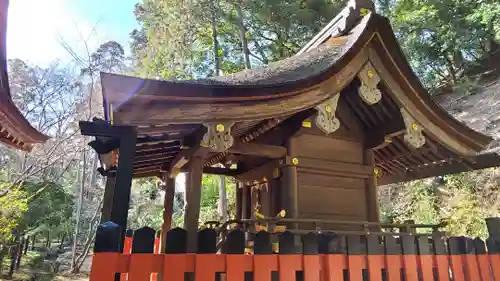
<box><xmin>260</xmin><ymin>184</ymin><xmax>271</xmax><ymax>217</ymax></box>
<box><xmin>184</xmin><ymin>156</ymin><xmax>204</xmax><ymax>253</ymax></box>
<box><xmin>235</xmin><ymin>183</ymin><xmax>242</xmax><ymax>220</ymax></box>
<box><xmin>100</xmin><ymin>177</ymin><xmax>116</xmax><ymax>223</ymax></box>
<box><xmin>250</xmin><ymin>186</ymin><xmax>258</xmax><ymax>218</ymax></box>
<box><xmin>98</xmin><ymin>129</ymin><xmax>137</xmax><ymax>252</ymax></box>
<box><xmin>160</xmin><ymin>175</ymin><xmax>176</xmax><ymax>253</ymax></box>
<box><xmin>241</xmin><ymin>184</ymin><xmax>250</xmax><ymax>219</ymax></box>
<box><xmin>281</xmin><ymin>139</ymin><xmax>299</xmax><ymax>222</ymax></box>
<box><xmin>270</xmin><ymin>177</ymin><xmax>281</xmax><ymax>216</ymax></box>
<box><xmin>363</xmin><ymin>150</ymin><xmax>380</xmax><ymax>224</ymax></box>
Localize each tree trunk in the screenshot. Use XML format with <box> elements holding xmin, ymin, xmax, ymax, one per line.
<box><xmin>218</xmin><ymin>175</ymin><xmax>227</xmax><ymax>221</ymax></box>
<box><xmin>23</xmin><ymin>238</ymin><xmax>29</xmax><ymax>255</ymax></box>
<box><xmin>15</xmin><ymin>242</ymin><xmax>22</xmax><ymax>270</ymax></box>
<box><xmin>59</xmin><ymin>233</ymin><xmax>65</xmax><ymax>250</ymax></box>
<box><xmin>31</xmin><ymin>234</ymin><xmax>36</xmax><ymax>250</ymax></box>
<box><xmin>46</xmin><ymin>230</ymin><xmax>51</xmax><ymax>248</ymax></box>
<box><xmin>210</xmin><ymin>0</ymin><xmax>220</xmax><ymax>76</ymax></box>
<box><xmin>235</xmin><ymin>4</ymin><xmax>251</xmax><ymax>69</ymax></box>
<box><xmin>8</xmin><ymin>241</ymin><xmax>19</xmax><ymax>277</ymax></box>
<box><xmin>73</xmin><ymin>197</ymin><xmax>103</xmax><ymax>273</ymax></box>
<box><xmin>0</xmin><ymin>245</ymin><xmax>6</xmax><ymax>274</ymax></box>
<box><xmin>71</xmin><ymin>150</ymin><xmax>87</xmax><ymax>272</ymax></box>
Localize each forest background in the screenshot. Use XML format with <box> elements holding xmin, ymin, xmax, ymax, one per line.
<box><xmin>0</xmin><ymin>0</ymin><xmax>499</xmax><ymax>278</ymax></box>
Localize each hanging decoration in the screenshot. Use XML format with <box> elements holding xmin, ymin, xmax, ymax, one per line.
<box><xmin>315</xmin><ymin>93</ymin><xmax>341</xmax><ymax>135</ymax></box>
<box><xmin>358</xmin><ymin>62</ymin><xmax>382</xmax><ymax>105</ymax></box>
<box><xmin>201</xmin><ymin>121</ymin><xmax>235</xmax><ymax>152</ymax></box>
<box><xmin>401</xmin><ymin>108</ymin><xmax>426</xmax><ymax>149</ymax></box>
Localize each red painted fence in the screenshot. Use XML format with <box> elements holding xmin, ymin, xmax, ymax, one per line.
<box><xmin>91</xmin><ymin>251</ymin><xmax>500</xmax><ymax>281</ymax></box>
<box><xmin>89</xmin><ymin>218</ymin><xmax>500</xmax><ymax>281</ymax></box>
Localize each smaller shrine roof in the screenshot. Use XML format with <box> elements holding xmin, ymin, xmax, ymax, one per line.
<box><xmin>0</xmin><ymin>0</ymin><xmax>48</xmax><ymax>151</ymax></box>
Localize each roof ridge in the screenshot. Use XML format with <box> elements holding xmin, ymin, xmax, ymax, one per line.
<box><xmin>297</xmin><ymin>0</ymin><xmax>375</xmax><ymax>55</ymax></box>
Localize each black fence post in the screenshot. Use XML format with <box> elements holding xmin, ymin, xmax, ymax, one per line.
<box><xmin>94</xmin><ymin>221</ymin><xmax>122</xmax><ymax>253</ymax></box>
<box><xmin>198</xmin><ymin>228</ymin><xmax>217</xmax><ymax>253</ymax></box>
<box><xmin>132</xmin><ymin>227</ymin><xmax>155</xmax><ymax>254</ymax></box>
<box><xmin>279</xmin><ymin>231</ymin><xmax>296</xmax><ymax>254</ymax></box>
<box><xmin>254</xmin><ymin>231</ymin><xmax>272</xmax><ymax>254</ymax></box>
<box><xmin>302</xmin><ymin>233</ymin><xmax>319</xmax><ymax>255</ymax></box>
<box><xmin>222</xmin><ymin>229</ymin><xmax>245</xmax><ymax>254</ymax></box>
<box><xmin>165</xmin><ymin>228</ymin><xmax>187</xmax><ymax>254</ymax></box>
<box><xmin>486</xmin><ymin>217</ymin><xmax>500</xmax><ymax>253</ymax></box>
<box><xmin>94</xmin><ymin>221</ymin><xmax>122</xmax><ymax>281</ymax></box>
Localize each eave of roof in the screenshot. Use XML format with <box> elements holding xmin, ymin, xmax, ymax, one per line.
<box><xmin>0</xmin><ymin>0</ymin><xmax>48</xmax><ymax>151</ymax></box>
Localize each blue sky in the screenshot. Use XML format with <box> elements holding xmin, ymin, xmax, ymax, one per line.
<box><xmin>7</xmin><ymin>0</ymin><xmax>139</xmax><ymax>66</ymax></box>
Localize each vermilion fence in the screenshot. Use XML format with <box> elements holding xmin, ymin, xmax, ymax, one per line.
<box><xmin>90</xmin><ymin>218</ymin><xmax>500</xmax><ymax>281</ymax></box>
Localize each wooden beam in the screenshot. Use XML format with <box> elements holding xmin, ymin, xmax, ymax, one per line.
<box><xmin>235</xmin><ymin>159</ymin><xmax>283</xmax><ymax>181</ymax></box>
<box><xmin>136</xmin><ymin>142</ymin><xmax>181</xmax><ymax>152</ymax></box>
<box><xmin>254</xmin><ymin>108</ymin><xmax>316</xmax><ymax>146</ymax></box>
<box><xmin>364</xmin><ymin>118</ymin><xmax>405</xmax><ymax>149</ymax></box>
<box><xmin>134</xmin><ymin>160</ymin><xmax>172</xmax><ymax>169</ymax></box>
<box><xmin>227</xmin><ymin>141</ymin><xmax>287</xmax><ymax>158</ymax></box>
<box><xmin>135</xmin><ymin>154</ymin><xmax>176</xmax><ymax>163</ymax></box>
<box><xmin>378</xmin><ymin>153</ymin><xmax>500</xmax><ymax>185</ymax></box>
<box><xmin>297</xmin><ymin>157</ymin><xmax>373</xmax><ymax>178</ymax></box>
<box><xmin>132</xmin><ymin>170</ymin><xmax>161</xmax><ymax>179</ymax></box>
<box><xmin>137</xmin><ymin>124</ymin><xmax>199</xmax><ymax>135</ymax></box>
<box><xmin>168</xmin><ymin>128</ymin><xmax>209</xmax><ymax>171</ymax></box>
<box><xmin>201</xmin><ymin>166</ymin><xmax>240</xmax><ymax>176</ymax></box>
<box><xmin>184</xmin><ymin>156</ymin><xmax>204</xmax><ymax>252</ymax></box>
<box><xmin>136</xmin><ymin>147</ymin><xmax>180</xmax><ymax>157</ymax></box>
<box><xmin>79</xmin><ymin>120</ymin><xmax>134</xmax><ymax>138</ymax></box>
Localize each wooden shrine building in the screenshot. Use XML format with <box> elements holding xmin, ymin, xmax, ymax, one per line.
<box><xmin>0</xmin><ymin>0</ymin><xmax>48</xmax><ymax>151</ymax></box>
<box><xmin>80</xmin><ymin>0</ymin><xmax>500</xmax><ymax>252</ymax></box>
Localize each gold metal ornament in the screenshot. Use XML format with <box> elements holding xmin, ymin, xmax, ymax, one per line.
<box><xmin>216</xmin><ymin>124</ymin><xmax>225</xmax><ymax>132</ymax></box>
<box><xmin>302</xmin><ymin>120</ymin><xmax>312</xmax><ymax>128</ymax></box>
<box><xmin>374</xmin><ymin>167</ymin><xmax>383</xmax><ymax>178</ymax></box>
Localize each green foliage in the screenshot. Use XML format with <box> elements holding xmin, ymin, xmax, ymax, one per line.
<box><xmin>0</xmin><ymin>180</ymin><xmax>73</xmax><ymax>245</ymax></box>
<box><xmin>128</xmin><ymin>178</ymin><xmax>164</xmax><ymax>230</ymax></box>
<box><xmin>384</xmin><ymin>0</ymin><xmax>500</xmax><ymax>90</ymax></box>
<box><xmin>0</xmin><ymin>186</ymin><xmax>27</xmax><ymax>243</ymax></box>
<box><xmin>21</xmin><ymin>181</ymin><xmax>74</xmax><ymax>237</ymax></box>
<box><xmin>199</xmin><ymin>175</ymin><xmax>220</xmax><ymax>223</ymax></box>
<box><xmin>380</xmin><ymin>168</ymin><xmax>500</xmax><ymax>238</ymax></box>
<box><xmin>131</xmin><ymin>0</ymin><xmax>343</xmax><ymax>78</ymax></box>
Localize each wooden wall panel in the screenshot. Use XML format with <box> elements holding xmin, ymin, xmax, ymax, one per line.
<box><xmin>292</xmin><ymin>134</ymin><xmax>363</xmax><ymax>164</ymax></box>
<box><xmin>297</xmin><ymin>173</ymin><xmax>365</xmax><ymax>189</ymax></box>
<box><xmin>298</xmin><ymin>183</ymin><xmax>367</xmax><ymax>218</ymax></box>
<box><xmin>290</xmin><ymin>133</ymin><xmax>378</xmax><ymax>230</ymax></box>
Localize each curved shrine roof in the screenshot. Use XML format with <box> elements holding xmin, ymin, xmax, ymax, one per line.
<box><xmin>91</xmin><ymin>1</ymin><xmax>500</xmax><ymax>184</ymax></box>
<box><xmin>0</xmin><ymin>0</ymin><xmax>48</xmax><ymax>151</ymax></box>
